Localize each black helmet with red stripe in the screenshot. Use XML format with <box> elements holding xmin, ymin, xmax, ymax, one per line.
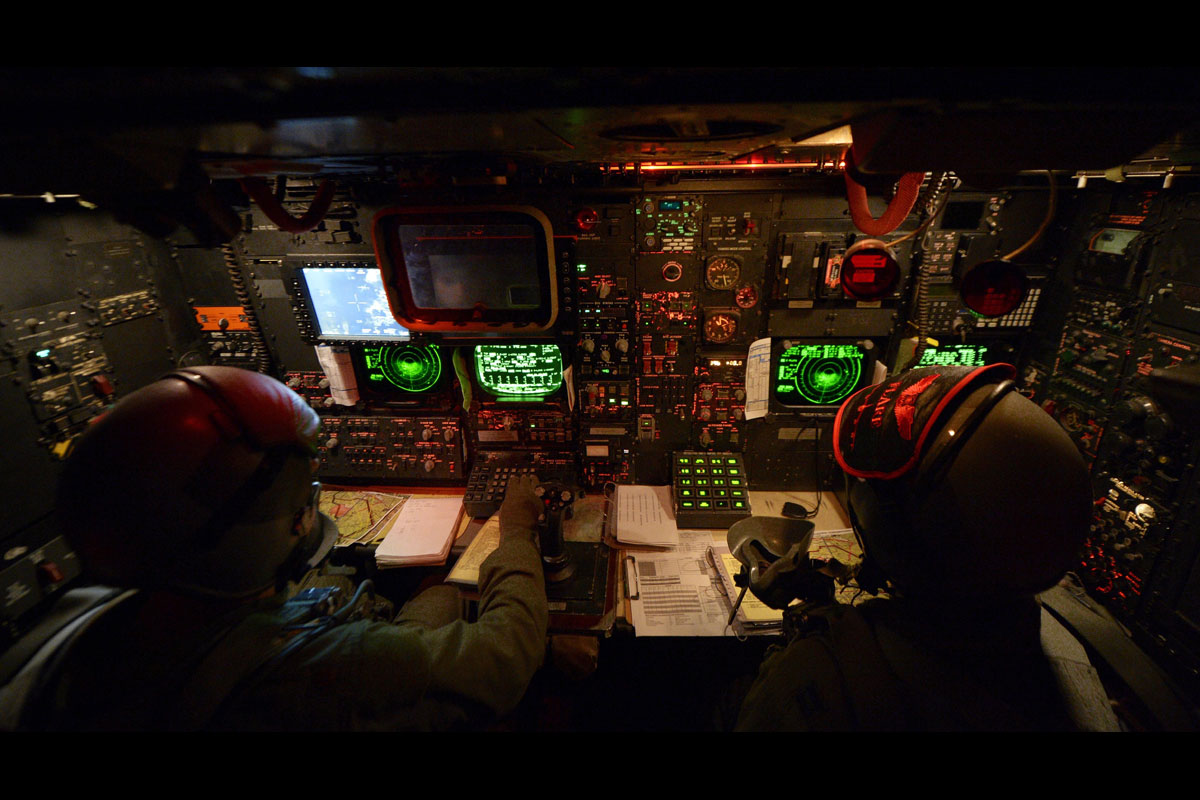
<box><xmin>833</xmin><ymin>364</ymin><xmax>1090</xmax><ymax>600</ymax></box>
<box><xmin>57</xmin><ymin>367</ymin><xmax>335</xmax><ymax>599</ymax></box>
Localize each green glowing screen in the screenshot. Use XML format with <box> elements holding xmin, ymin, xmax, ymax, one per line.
<box><xmin>361</xmin><ymin>343</ymin><xmax>443</xmax><ymax>392</ymax></box>
<box><xmin>774</xmin><ymin>343</ymin><xmax>865</xmax><ymax>406</ymax></box>
<box><xmin>916</xmin><ymin>344</ymin><xmax>989</xmax><ymax>368</ymax></box>
<box><xmin>474</xmin><ymin>344</ymin><xmax>563</xmax><ymax>399</ymax></box>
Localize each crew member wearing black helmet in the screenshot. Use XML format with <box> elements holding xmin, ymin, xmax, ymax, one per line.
<box><xmin>1</xmin><ymin>366</ymin><xmax>547</xmax><ymax>731</ymax></box>
<box><xmin>734</xmin><ymin>364</ymin><xmax>1121</xmax><ymax>731</ymax></box>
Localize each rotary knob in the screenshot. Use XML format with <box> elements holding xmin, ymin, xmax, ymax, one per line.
<box><xmin>423</xmin><ymin>459</ymin><xmax>436</xmax><ymax>473</ymax></box>
<box><xmin>582</xmin><ymin>338</ymin><xmax>596</xmax><ymax>353</ymax></box>
<box><xmin>444</xmin><ymin>428</ymin><xmax>456</xmax><ymax>443</ymax></box>
<box><xmin>615</xmin><ymin>337</ymin><xmax>629</xmax><ymax>354</ymax></box>
<box><xmin>422</xmin><ymin>427</ymin><xmax>432</xmax><ymax>441</ymax></box>
<box><xmin>326</xmin><ymin>437</ymin><xmax>339</xmax><ymax>451</ymax></box>
<box><xmin>700</xmin><ymin>408</ymin><xmax>712</xmax><ymax>421</ymax></box>
<box><xmin>600</xmin><ymin>349</ymin><xmax>612</xmax><ymax>363</ymax></box>
<box><xmin>597</xmin><ymin>281</ymin><xmax>613</xmax><ymax>299</ymax></box>
<box><xmin>701</xmin><ymin>388</ymin><xmax>714</xmax><ymax>401</ymax></box>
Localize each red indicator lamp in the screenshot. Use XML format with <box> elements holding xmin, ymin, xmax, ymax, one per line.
<box><xmin>840</xmin><ymin>238</ymin><xmax>900</xmax><ymax>300</ymax></box>
<box><xmin>958</xmin><ymin>258</ymin><xmax>1028</xmax><ymax>317</ymax></box>
<box><xmin>574</xmin><ymin>207</ymin><xmax>599</xmax><ymax>232</ymax></box>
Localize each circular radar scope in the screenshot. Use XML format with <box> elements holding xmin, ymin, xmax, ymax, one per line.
<box><xmin>785</xmin><ymin>344</ymin><xmax>864</xmax><ymax>405</ymax></box>
<box><xmin>376</xmin><ymin>343</ymin><xmax>442</xmax><ymax>392</ymax></box>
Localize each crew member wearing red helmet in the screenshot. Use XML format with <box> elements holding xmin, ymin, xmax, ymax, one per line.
<box><xmin>734</xmin><ymin>364</ymin><xmax>1123</xmax><ymax>731</ymax></box>
<box><xmin>2</xmin><ymin>366</ymin><xmax>547</xmax><ymax>731</ymax></box>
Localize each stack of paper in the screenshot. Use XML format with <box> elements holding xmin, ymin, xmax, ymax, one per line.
<box><xmin>374</xmin><ymin>496</ymin><xmax>464</xmax><ymax>567</ymax></box>
<box><xmin>611</xmin><ymin>485</ymin><xmax>679</xmax><ymax>547</ymax></box>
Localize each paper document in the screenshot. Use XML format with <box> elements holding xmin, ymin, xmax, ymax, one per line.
<box><xmin>314</xmin><ymin>345</ymin><xmax>360</xmax><ymax>405</ymax></box>
<box><xmin>744</xmin><ymin>338</ymin><xmax>771</xmax><ymax>420</ymax></box>
<box><xmin>446</xmin><ymin>514</ymin><xmax>502</xmax><ymax>587</ymax></box>
<box><xmin>717</xmin><ymin>553</ymin><xmax>784</xmax><ymax>626</ymax></box>
<box><xmin>319</xmin><ymin>489</ymin><xmax>407</xmax><ymax>547</ymax></box>
<box><xmin>374</xmin><ymin>496</ymin><xmax>463</xmax><ymax>567</ymax></box>
<box><xmin>613</xmin><ymin>485</ymin><xmax>679</xmax><ymax>547</ymax></box>
<box><xmin>627</xmin><ymin>530</ymin><xmax>735</xmax><ymax>637</ymax></box>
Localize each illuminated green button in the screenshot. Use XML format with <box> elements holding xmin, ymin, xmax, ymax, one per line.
<box><xmin>697</xmin><ymin>479</ymin><xmax>709</xmax><ymax>486</ymax></box>
<box><xmin>681</xmin><ymin>489</ymin><xmax>692</xmax><ymax>497</ymax></box>
<box><xmin>679</xmin><ymin>478</ymin><xmax>692</xmax><ymax>486</ymax></box>
<box><xmin>699</xmin><ymin>501</ymin><xmax>711</xmax><ymax>508</ymax></box>
<box><xmin>731</xmin><ymin>488</ymin><xmax>745</xmax><ymax>497</ymax></box>
<box><xmin>678</xmin><ymin>457</ymin><xmax>691</xmax><ymax>465</ymax></box>
<box><xmin>733</xmin><ymin>500</ymin><xmax>746</xmax><ymax>509</ymax></box>
<box><xmin>729</xmin><ymin>468</ymin><xmax>741</xmax><ymax>475</ymax></box>
<box><xmin>680</xmin><ymin>468</ymin><xmax>691</xmax><ymax>475</ymax></box>
<box><xmin>715</xmin><ymin>500</ymin><xmax>730</xmax><ymax>509</ymax></box>
<box><xmin>712</xmin><ymin>467</ymin><xmax>725</xmax><ymax>475</ymax></box>
<box><xmin>696</xmin><ymin>468</ymin><xmax>707</xmax><ymax>475</ymax></box>
<box><xmin>715</xmin><ymin>489</ymin><xmax>727</xmax><ymax>497</ymax></box>
<box><xmin>726</xmin><ymin>458</ymin><xmax>738</xmax><ymax>465</ymax></box>
<box><xmin>730</xmin><ymin>478</ymin><xmax>743</xmax><ymax>486</ymax></box>
<box><xmin>682</xmin><ymin>500</ymin><xmax>695</xmax><ymax>508</ymax></box>
<box><xmin>694</xmin><ymin>457</ymin><xmax>707</xmax><ymax>465</ymax></box>
<box><xmin>697</xmin><ymin>489</ymin><xmax>709</xmax><ymax>497</ymax></box>
<box><xmin>713</xmin><ymin>478</ymin><xmax>726</xmax><ymax>486</ymax></box>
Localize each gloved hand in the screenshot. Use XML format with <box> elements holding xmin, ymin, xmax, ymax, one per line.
<box><xmin>499</xmin><ymin>474</ymin><xmax>542</xmax><ymax>546</ymax></box>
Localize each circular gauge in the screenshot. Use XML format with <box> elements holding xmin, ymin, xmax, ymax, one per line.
<box><xmin>662</xmin><ymin>261</ymin><xmax>683</xmax><ymax>282</ymax></box>
<box><xmin>735</xmin><ymin>285</ymin><xmax>759</xmax><ymax>309</ymax></box>
<box><xmin>704</xmin><ymin>312</ymin><xmax>738</xmax><ymax>344</ymax></box>
<box><xmin>706</xmin><ymin>257</ymin><xmax>741</xmax><ymax>290</ymax></box>
<box><xmin>376</xmin><ymin>343</ymin><xmax>442</xmax><ymax>392</ymax></box>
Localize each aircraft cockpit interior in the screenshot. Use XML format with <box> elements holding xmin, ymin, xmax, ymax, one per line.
<box><xmin>4</xmin><ymin>67</ymin><xmax>1200</xmax><ymax>731</ymax></box>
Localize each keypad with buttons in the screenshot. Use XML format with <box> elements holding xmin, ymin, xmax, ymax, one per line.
<box><xmin>672</xmin><ymin>451</ymin><xmax>751</xmax><ymax>529</ymax></box>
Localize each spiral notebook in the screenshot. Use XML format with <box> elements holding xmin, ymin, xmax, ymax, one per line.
<box><xmin>374</xmin><ymin>496</ymin><xmax>464</xmax><ymax>567</ymax></box>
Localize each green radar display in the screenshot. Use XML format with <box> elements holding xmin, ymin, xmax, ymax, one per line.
<box><xmin>475</xmin><ymin>343</ymin><xmax>563</xmax><ymax>400</ymax></box>
<box><xmin>362</xmin><ymin>343</ymin><xmax>443</xmax><ymax>392</ymax></box>
<box><xmin>775</xmin><ymin>343</ymin><xmax>865</xmax><ymax>406</ymax></box>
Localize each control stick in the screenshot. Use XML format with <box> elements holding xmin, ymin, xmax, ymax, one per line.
<box><xmin>534</xmin><ymin>481</ymin><xmax>576</xmax><ymax>582</ymax></box>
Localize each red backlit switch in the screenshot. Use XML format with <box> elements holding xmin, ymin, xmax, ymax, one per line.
<box><xmin>90</xmin><ymin>374</ymin><xmax>115</xmax><ymax>398</ymax></box>
<box><xmin>37</xmin><ymin>561</ymin><xmax>65</xmax><ymax>584</ymax></box>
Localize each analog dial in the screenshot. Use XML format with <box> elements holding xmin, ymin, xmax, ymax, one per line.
<box><xmin>706</xmin><ymin>257</ymin><xmax>741</xmax><ymax>290</ymax></box>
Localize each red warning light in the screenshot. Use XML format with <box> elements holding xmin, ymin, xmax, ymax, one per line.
<box><xmin>574</xmin><ymin>208</ymin><xmax>599</xmax><ymax>232</ymax></box>
<box><xmin>840</xmin><ymin>244</ymin><xmax>899</xmax><ymax>300</ymax></box>
<box><xmin>960</xmin><ymin>259</ymin><xmax>1028</xmax><ymax>317</ymax></box>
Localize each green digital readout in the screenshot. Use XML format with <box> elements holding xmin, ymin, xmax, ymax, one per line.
<box><xmin>361</xmin><ymin>343</ymin><xmax>442</xmax><ymax>392</ymax></box>
<box><xmin>917</xmin><ymin>344</ymin><xmax>989</xmax><ymax>367</ymax></box>
<box><xmin>474</xmin><ymin>343</ymin><xmax>563</xmax><ymax>399</ymax></box>
<box><xmin>775</xmin><ymin>343</ymin><xmax>865</xmax><ymax>406</ymax></box>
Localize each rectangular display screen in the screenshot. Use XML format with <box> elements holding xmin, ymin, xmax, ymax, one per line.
<box><xmin>301</xmin><ymin>266</ymin><xmax>410</xmax><ymax>341</ymax></box>
<box><xmin>773</xmin><ymin>343</ymin><xmax>868</xmax><ymax>407</ymax></box>
<box><xmin>1088</xmin><ymin>228</ymin><xmax>1139</xmax><ymax>255</ymax></box>
<box><xmin>474</xmin><ymin>343</ymin><xmax>564</xmax><ymax>400</ymax></box>
<box><xmin>916</xmin><ymin>344</ymin><xmax>989</xmax><ymax>367</ymax></box>
<box><xmin>940</xmin><ymin>200</ymin><xmax>986</xmax><ymax>230</ymax></box>
<box><xmin>397</xmin><ymin>224</ymin><xmax>541</xmax><ymax>310</ymax></box>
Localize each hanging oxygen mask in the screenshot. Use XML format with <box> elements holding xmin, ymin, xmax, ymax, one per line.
<box><xmin>724</xmin><ymin>516</ymin><xmax>858</xmax><ymax>633</ymax></box>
